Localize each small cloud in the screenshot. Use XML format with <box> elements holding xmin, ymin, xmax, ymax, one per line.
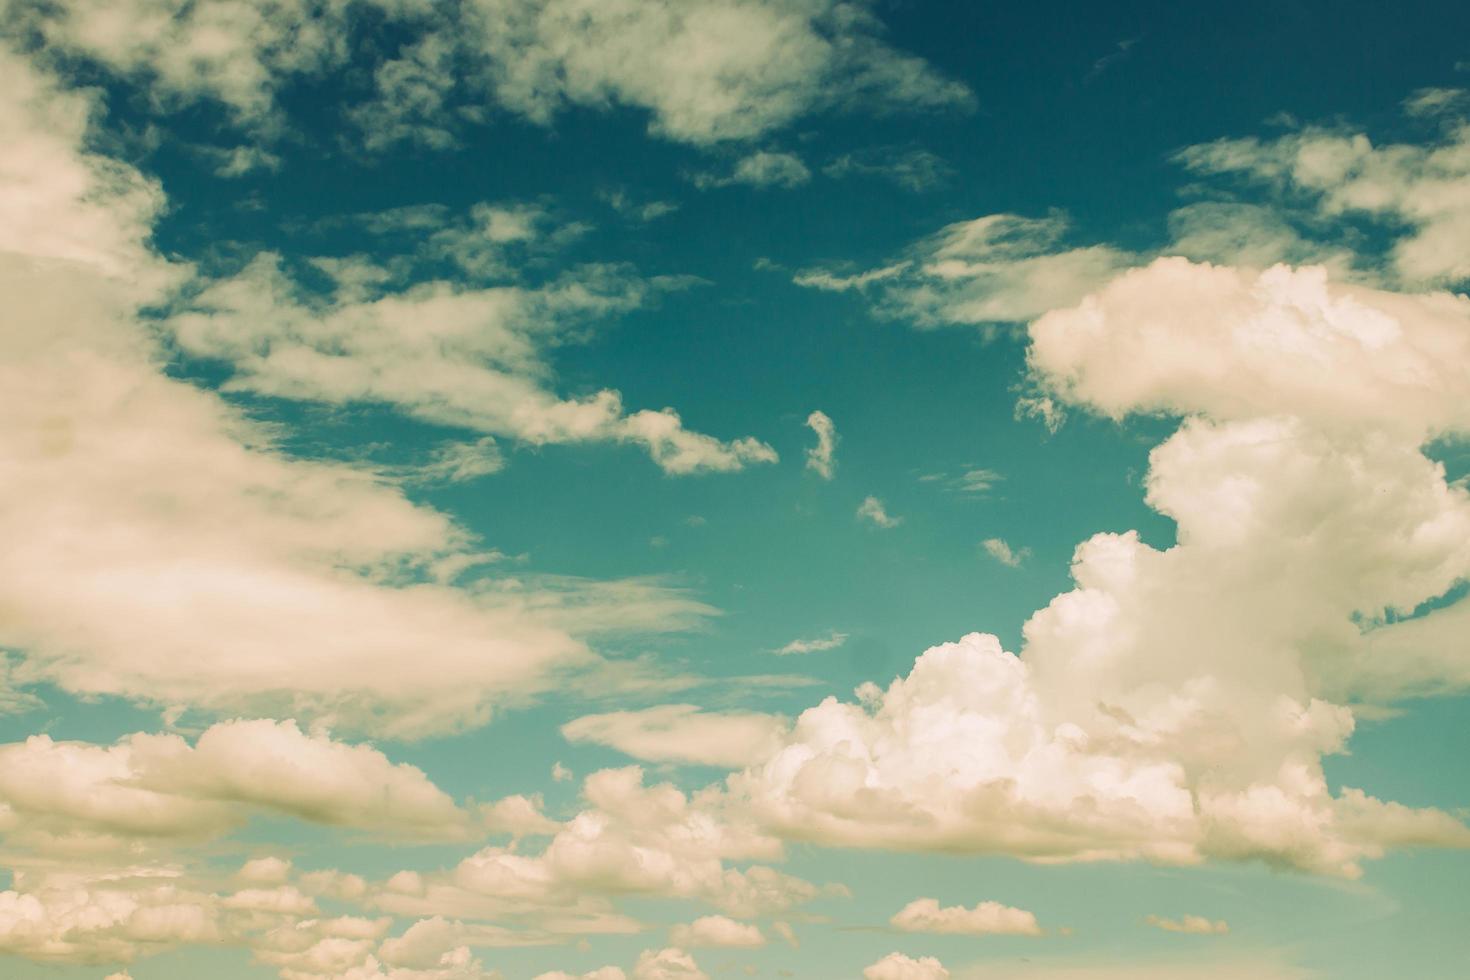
<box><xmin>857</xmin><ymin>495</ymin><xmax>902</xmax><ymax>528</ymax></box>
<box><xmin>600</xmin><ymin>188</ymin><xmax>679</xmax><ymax>222</ymax></box>
<box><xmin>1085</xmin><ymin>37</ymin><xmax>1141</xmax><ymax>84</ymax></box>
<box><xmin>891</xmin><ymin>897</ymin><xmax>1044</xmax><ymax>936</ymax></box>
<box><xmin>414</xmin><ymin>437</ymin><xmax>504</xmax><ymax>484</ymax></box>
<box><xmin>649</xmin><ymin>535</ymin><xmax>669</xmax><ymax>549</ymax></box>
<box><xmin>194</xmin><ymin>143</ymin><xmax>283</xmax><ymax>177</ymax></box>
<box><xmin>775</xmin><ymin>631</ymin><xmax>848</xmax><ymax>656</ymax></box>
<box><xmin>792</xmin><ymin>262</ymin><xmax>909</xmax><ymax>292</ymax></box>
<box><xmin>684</xmin><ymin>515</ymin><xmax>707</xmax><ymax>527</ymax></box>
<box><xmin>955</xmin><ymin>467</ymin><xmax>1001</xmax><ymax>494</ymax></box>
<box><xmin>670</xmin><ymin>915</ymin><xmax>766</xmax><ymax>948</ymax></box>
<box><xmin>551</xmin><ymin>762</ymin><xmax>573</xmax><ymax>783</ymax></box>
<box><xmin>772</xmin><ymin>921</ymin><xmax>799</xmax><ymax>949</ymax></box>
<box><xmin>982</xmin><ymin>537</ymin><xmax>1029</xmax><ymax>567</ymax></box>
<box><xmin>1403</xmin><ymin>87</ymin><xmax>1469</xmax><ymax>118</ymax></box>
<box><xmin>1145</xmin><ymin>914</ymin><xmax>1229</xmax><ymax>935</ymax></box>
<box><xmin>691</xmin><ymin>150</ymin><xmax>811</xmax><ymax>190</ymax></box>
<box><xmin>824</xmin><ymin>146</ymin><xmax>955</xmax><ymax>191</ymax></box>
<box><xmin>805</xmin><ymin>410</ymin><xmax>838</xmax><ymax>479</ymax></box>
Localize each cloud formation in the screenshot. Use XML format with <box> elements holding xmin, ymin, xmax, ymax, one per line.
<box><xmin>804</xmin><ymin>410</ymin><xmax>838</xmax><ymax>479</ymax></box>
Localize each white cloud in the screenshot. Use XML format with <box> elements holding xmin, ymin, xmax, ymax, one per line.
<box><xmin>0</xmin><ymin>46</ymin><xmax>721</xmax><ymax>738</ymax></box>
<box><xmin>795</xmin><ymin>213</ymin><xmax>1131</xmax><ymax>327</ymax></box>
<box><xmin>857</xmin><ymin>496</ymin><xmax>902</xmax><ymax>528</ymax></box>
<box><xmin>1176</xmin><ymin>110</ymin><xmax>1470</xmax><ymax>286</ymax></box>
<box><xmin>632</xmin><ymin>946</ymin><xmax>707</xmax><ymax>980</ymax></box>
<box><xmin>561</xmin><ymin>706</ymin><xmax>789</xmax><ymax>769</ymax></box>
<box><xmin>775</xmin><ymin>631</ymin><xmax>848</xmax><ymax>656</ymax></box>
<box><xmin>165</xmin><ymin>252</ymin><xmax>777</xmax><ymax>476</ymax></box>
<box><xmin>864</xmin><ymin>952</ymin><xmax>950</xmax><ymax>980</ymax></box>
<box><xmin>804</xmin><ymin>410</ymin><xmax>839</xmax><ymax>478</ymax></box>
<box><xmin>0</xmin><ymin>720</ymin><xmax>469</xmax><ymax>850</ymax></box>
<box><xmin>981</xmin><ymin>538</ymin><xmax>1028</xmax><ymax>568</ymax></box>
<box><xmin>462</xmin><ymin>0</ymin><xmax>972</xmax><ymax>144</ymax></box>
<box><xmin>891</xmin><ymin>898</ymin><xmax>1042</xmax><ymax>936</ymax></box>
<box><xmin>731</xmin><ymin>243</ymin><xmax>1470</xmax><ymax>879</ymax></box>
<box><xmin>692</xmin><ymin>150</ymin><xmax>810</xmax><ymax>189</ymax></box>
<box><xmin>1028</xmin><ymin>259</ymin><xmax>1470</xmax><ymax>438</ymax></box>
<box><xmin>668</xmin><ymin>914</ymin><xmax>765</xmax><ymax>948</ymax></box>
<box><xmin>1144</xmin><ymin>914</ymin><xmax>1228</xmax><ymax>935</ymax></box>
<box><xmin>824</xmin><ymin>146</ymin><xmax>954</xmax><ymax>191</ymax></box>
<box><xmin>371</xmin><ymin>767</ymin><xmax>821</xmax><ymax>926</ymax></box>
<box><xmin>23</xmin><ymin>0</ymin><xmax>973</xmax><ymax>147</ymax></box>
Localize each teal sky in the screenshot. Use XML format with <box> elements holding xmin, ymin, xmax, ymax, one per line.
<box><xmin>2</xmin><ymin>2</ymin><xmax>1470</xmax><ymax>979</ymax></box>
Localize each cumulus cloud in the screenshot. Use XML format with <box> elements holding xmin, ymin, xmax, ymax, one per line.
<box><xmin>891</xmin><ymin>898</ymin><xmax>1042</xmax><ymax>936</ymax></box>
<box><xmin>0</xmin><ymin>720</ymin><xmax>469</xmax><ymax>852</ymax></box>
<box><xmin>1028</xmin><ymin>259</ymin><xmax>1470</xmax><ymax>438</ymax></box>
<box><xmin>632</xmin><ymin>946</ymin><xmax>707</xmax><ymax>980</ymax></box>
<box><xmin>668</xmin><ymin>914</ymin><xmax>765</xmax><ymax>948</ymax></box>
<box><xmin>857</xmin><ymin>496</ymin><xmax>902</xmax><ymax>528</ymax></box>
<box><xmin>727</xmin><ymin>249</ymin><xmax>1470</xmax><ymax>877</ymax></box>
<box><xmin>1145</xmin><ymin>914</ymin><xmax>1229</xmax><ymax>934</ymax></box>
<box><xmin>561</xmin><ymin>706</ymin><xmax>790</xmax><ymax>769</ymax></box>
<box><xmin>370</xmin><ymin>767</ymin><xmax>823</xmax><ymax>927</ymax></box>
<box><xmin>864</xmin><ymin>952</ymin><xmax>950</xmax><ymax>980</ymax></box>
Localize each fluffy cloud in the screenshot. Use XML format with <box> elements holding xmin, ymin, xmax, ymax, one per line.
<box><xmin>371</xmin><ymin>768</ymin><xmax>822</xmax><ymax>927</ymax></box>
<box><xmin>462</xmin><ymin>0</ymin><xmax>972</xmax><ymax>144</ymax></box>
<box><xmin>1177</xmin><ymin>105</ymin><xmax>1470</xmax><ymax>285</ymax></box>
<box><xmin>562</xmin><ymin>706</ymin><xmax>789</xmax><ymax>769</ymax></box>
<box><xmin>16</xmin><ymin>0</ymin><xmax>971</xmax><ymax>144</ymax></box>
<box><xmin>1027</xmin><ymin>259</ymin><xmax>1470</xmax><ymax>438</ymax></box>
<box><xmin>730</xmin><ymin>251</ymin><xmax>1470</xmax><ymax>876</ymax></box>
<box><xmin>864</xmin><ymin>952</ymin><xmax>950</xmax><ymax>980</ymax></box>
<box><xmin>165</xmin><ymin>251</ymin><xmax>777</xmax><ymax>476</ymax></box>
<box><xmin>0</xmin><ymin>720</ymin><xmax>468</xmax><ymax>852</ymax></box>
<box><xmin>804</xmin><ymin>410</ymin><xmax>838</xmax><ymax>479</ymax></box>
<box><xmin>0</xmin><ymin>42</ymin><xmax>726</xmax><ymax>738</ymax></box>
<box><xmin>891</xmin><ymin>898</ymin><xmax>1042</xmax><ymax>936</ymax></box>
<box><xmin>668</xmin><ymin>914</ymin><xmax>765</xmax><ymax>948</ymax></box>
<box><xmin>632</xmin><ymin>946</ymin><xmax>707</xmax><ymax>980</ymax></box>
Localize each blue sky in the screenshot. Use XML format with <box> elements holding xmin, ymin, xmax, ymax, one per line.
<box><xmin>2</xmin><ymin>2</ymin><xmax>1470</xmax><ymax>979</ymax></box>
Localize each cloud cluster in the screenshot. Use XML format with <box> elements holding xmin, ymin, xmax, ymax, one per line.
<box><xmin>1177</xmin><ymin>98</ymin><xmax>1470</xmax><ymax>285</ymax></box>
<box><xmin>166</xmin><ymin>251</ymin><xmax>778</xmax><ymax>475</ymax></box>
<box><xmin>11</xmin><ymin>0</ymin><xmax>971</xmax><ymax>145</ymax></box>
<box><xmin>0</xmin><ymin>720</ymin><xmax>467</xmax><ymax>852</ymax></box>
<box><xmin>730</xmin><ymin>248</ymin><xmax>1470</xmax><ymax>877</ymax></box>
<box><xmin>0</xmin><ymin>38</ymin><xmax>736</xmax><ymax>738</ymax></box>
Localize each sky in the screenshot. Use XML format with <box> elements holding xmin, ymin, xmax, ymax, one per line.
<box><xmin>2</xmin><ymin>1</ymin><xmax>1470</xmax><ymax>978</ymax></box>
